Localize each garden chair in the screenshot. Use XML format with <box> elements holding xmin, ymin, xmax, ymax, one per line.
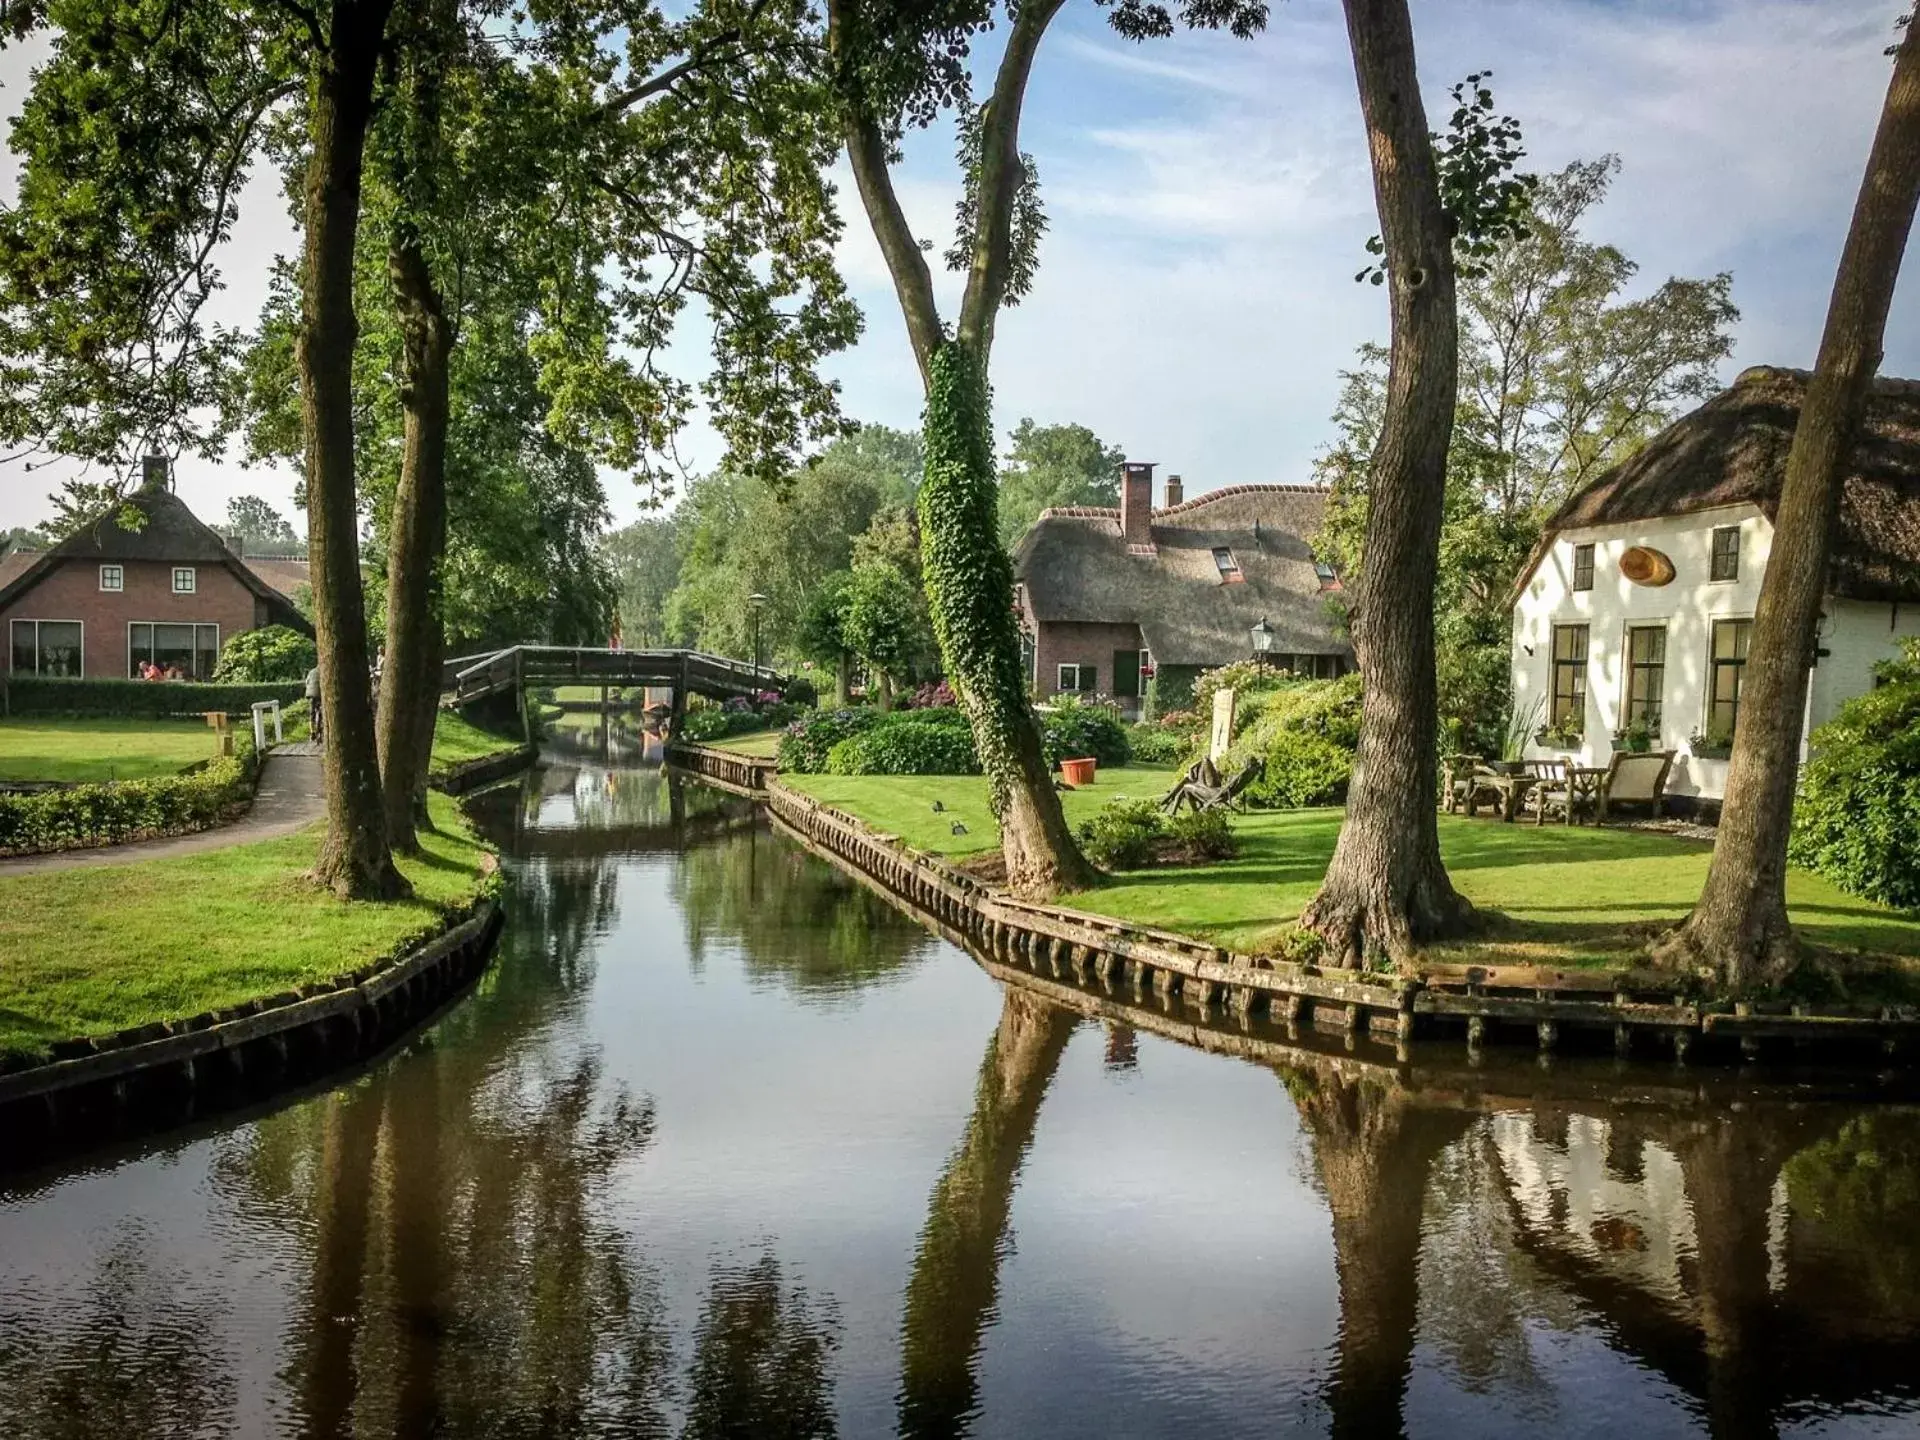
<box><xmin>1524</xmin><ymin>757</ymin><xmax>1582</xmax><ymax>825</ymax></box>
<box><xmin>1441</xmin><ymin>754</ymin><xmax>1484</xmax><ymax>813</ymax></box>
<box><xmin>1594</xmin><ymin>749</ymin><xmax>1676</xmax><ymax>821</ymax></box>
<box><xmin>1162</xmin><ymin>756</ymin><xmax>1263</xmax><ymax>814</ymax></box>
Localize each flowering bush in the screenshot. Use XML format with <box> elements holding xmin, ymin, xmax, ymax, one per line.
<box><xmin>908</xmin><ymin>680</ymin><xmax>958</xmax><ymax>709</ymax></box>
<box><xmin>1040</xmin><ymin>697</ymin><xmax>1131</xmax><ymax>769</ymax></box>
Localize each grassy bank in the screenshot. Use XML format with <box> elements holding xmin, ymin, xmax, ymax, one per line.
<box><xmin>779</xmin><ymin>769</ymin><xmax>1920</xmax><ymax>967</ymax></box>
<box><xmin>0</xmin><ymin>717</ymin><xmax>230</xmax><ymax>784</ymax></box>
<box><xmin>709</xmin><ymin>729</ymin><xmax>784</xmax><ymax>757</ymax></box>
<box><xmin>431</xmin><ymin>710</ymin><xmax>527</xmax><ymax>774</ymax></box>
<box><xmin>0</xmin><ymin>793</ymin><xmax>493</xmax><ymax>1065</ymax></box>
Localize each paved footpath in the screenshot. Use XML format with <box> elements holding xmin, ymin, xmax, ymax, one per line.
<box><xmin>0</xmin><ymin>749</ymin><xmax>326</xmax><ymax>877</ymax></box>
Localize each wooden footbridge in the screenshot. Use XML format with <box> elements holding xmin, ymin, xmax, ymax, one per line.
<box><xmin>440</xmin><ymin>646</ymin><xmax>782</xmax><ymax>710</ymax></box>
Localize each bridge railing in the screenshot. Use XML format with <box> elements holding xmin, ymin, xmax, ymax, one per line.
<box><xmin>446</xmin><ymin>645</ymin><xmax>783</xmax><ymax>702</ymax></box>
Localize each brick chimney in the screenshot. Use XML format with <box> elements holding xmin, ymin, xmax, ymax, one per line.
<box><xmin>1164</xmin><ymin>473</ymin><xmax>1184</xmax><ymax>508</ymax></box>
<box><xmin>1120</xmin><ymin>461</ymin><xmax>1155</xmax><ymax>551</ymax></box>
<box><xmin>140</xmin><ymin>454</ymin><xmax>171</xmax><ymax>492</ymax></box>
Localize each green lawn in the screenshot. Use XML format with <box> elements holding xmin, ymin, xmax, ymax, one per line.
<box><xmin>431</xmin><ymin>710</ymin><xmax>526</xmax><ymax>772</ymax></box>
<box><xmin>0</xmin><ymin>793</ymin><xmax>492</xmax><ymax>1064</ymax></box>
<box><xmin>0</xmin><ymin>717</ymin><xmax>229</xmax><ymax>783</ymax></box>
<box><xmin>779</xmin><ymin>769</ymin><xmax>1920</xmax><ymax>966</ymax></box>
<box><xmin>710</xmin><ymin>729</ymin><xmax>784</xmax><ymax>757</ymax></box>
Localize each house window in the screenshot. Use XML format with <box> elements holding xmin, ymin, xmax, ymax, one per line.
<box><xmin>172</xmin><ymin>566</ymin><xmax>197</xmax><ymax>594</ymax></box>
<box><xmin>1624</xmin><ymin>625</ymin><xmax>1666</xmax><ymax>730</ymax></box>
<box><xmin>99</xmin><ymin>564</ymin><xmax>124</xmax><ymax>593</ymax></box>
<box><xmin>1710</xmin><ymin>526</ymin><xmax>1740</xmax><ymax>582</ymax></box>
<box><xmin>129</xmin><ymin>621</ymin><xmax>220</xmax><ymax>680</ymax></box>
<box><xmin>1056</xmin><ymin>662</ymin><xmax>1095</xmax><ymax>693</ymax></box>
<box><xmin>1571</xmin><ymin>544</ymin><xmax>1595</xmax><ymax>592</ymax></box>
<box><xmin>1709</xmin><ymin>619</ymin><xmax>1753</xmax><ymax>737</ymax></box>
<box><xmin>1550</xmin><ymin>624</ymin><xmax>1588</xmax><ymax>732</ymax></box>
<box><xmin>1211</xmin><ymin>547</ymin><xmax>1243</xmax><ymax>582</ymax></box>
<box><xmin>9</xmin><ymin>619</ymin><xmax>83</xmax><ymax>676</ymax></box>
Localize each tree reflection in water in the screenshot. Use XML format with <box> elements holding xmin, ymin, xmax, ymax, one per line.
<box><xmin>896</xmin><ymin>989</ymin><xmax>1076</xmax><ymax>1438</ymax></box>
<box><xmin>683</xmin><ymin>1254</ymin><xmax>841</xmax><ymax>1440</ymax></box>
<box><xmin>673</xmin><ymin>826</ymin><xmax>938</xmax><ymax>999</ymax></box>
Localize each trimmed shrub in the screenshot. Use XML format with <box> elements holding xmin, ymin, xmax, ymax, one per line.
<box><xmin>210</xmin><ymin>625</ymin><xmax>317</xmax><ymax>683</ymax></box>
<box><xmin>1789</xmin><ymin>643</ymin><xmax>1920</xmax><ymax>909</ymax></box>
<box><xmin>1076</xmin><ymin>798</ymin><xmax>1164</xmax><ymax>869</ymax></box>
<box><xmin>783</xmin><ymin>675</ymin><xmax>819</xmax><ymax>708</ymax></box>
<box><xmin>1126</xmin><ymin>723</ymin><xmax>1192</xmax><ymax>767</ymax></box>
<box><xmin>1040</xmin><ymin>697</ymin><xmax>1131</xmax><ymax>769</ymax></box>
<box><xmin>1167</xmin><ymin>807</ymin><xmax>1238</xmax><ymax>860</ymax></box>
<box><xmin>780</xmin><ymin>707</ymin><xmax>881</xmax><ymax>772</ymax></box>
<box><xmin>1226</xmin><ymin>674</ymin><xmax>1363</xmax><ymax>808</ymax></box>
<box><xmin>2</xmin><ymin>675</ymin><xmax>304</xmax><ymax>718</ymax></box>
<box><xmin>0</xmin><ymin>730</ymin><xmax>262</xmax><ymax>856</ymax></box>
<box><xmin>825</xmin><ymin>714</ymin><xmax>981</xmax><ymax>776</ymax></box>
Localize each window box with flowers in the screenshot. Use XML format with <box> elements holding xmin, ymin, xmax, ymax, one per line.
<box><xmin>1688</xmin><ymin>728</ymin><xmax>1734</xmax><ymax>761</ymax></box>
<box><xmin>1534</xmin><ymin>717</ymin><xmax>1584</xmax><ymax>749</ymax></box>
<box><xmin>1612</xmin><ymin>722</ymin><xmax>1656</xmax><ymax>754</ymax></box>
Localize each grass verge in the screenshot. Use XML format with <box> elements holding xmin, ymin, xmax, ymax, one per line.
<box><xmin>709</xmin><ymin>729</ymin><xmax>784</xmax><ymax>757</ymax></box>
<box><xmin>0</xmin><ymin>717</ymin><xmax>231</xmax><ymax>784</ymax></box>
<box><xmin>431</xmin><ymin>709</ymin><xmax>527</xmax><ymax>774</ymax></box>
<box><xmin>778</xmin><ymin>770</ymin><xmax>1920</xmax><ymax>968</ymax></box>
<box><xmin>0</xmin><ymin>792</ymin><xmax>493</xmax><ymax>1065</ymax></box>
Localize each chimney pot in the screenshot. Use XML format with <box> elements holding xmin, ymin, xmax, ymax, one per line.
<box><xmin>141</xmin><ymin>454</ymin><xmax>170</xmax><ymax>492</ymax></box>
<box><xmin>1120</xmin><ymin>461</ymin><xmax>1155</xmax><ymax>551</ymax></box>
<box><xmin>1164</xmin><ymin>473</ymin><xmax>1184</xmax><ymax>508</ymax></box>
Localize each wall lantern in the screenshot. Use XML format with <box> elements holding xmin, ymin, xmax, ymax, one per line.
<box><xmin>1619</xmin><ymin>546</ymin><xmax>1676</xmax><ymax>586</ymax></box>
<box><xmin>1250</xmin><ymin>616</ymin><xmax>1276</xmax><ymax>659</ymax></box>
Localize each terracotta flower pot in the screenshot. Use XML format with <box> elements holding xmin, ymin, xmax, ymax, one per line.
<box><xmin>1059</xmin><ymin>756</ymin><xmax>1097</xmax><ymax>786</ymax></box>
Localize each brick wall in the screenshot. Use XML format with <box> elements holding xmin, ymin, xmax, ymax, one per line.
<box><xmin>2</xmin><ymin>558</ymin><xmax>260</xmax><ymax>678</ymax></box>
<box><xmin>1033</xmin><ymin>620</ymin><xmax>1146</xmax><ymax>703</ymax></box>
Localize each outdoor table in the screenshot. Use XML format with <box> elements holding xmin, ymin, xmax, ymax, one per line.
<box><xmin>1467</xmin><ymin>767</ymin><xmax>1537</xmax><ymax>823</ymax></box>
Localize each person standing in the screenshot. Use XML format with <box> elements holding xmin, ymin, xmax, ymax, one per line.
<box><xmin>304</xmin><ymin>664</ymin><xmax>324</xmax><ymax>745</ymax></box>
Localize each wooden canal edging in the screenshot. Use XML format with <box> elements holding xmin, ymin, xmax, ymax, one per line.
<box><xmin>654</xmin><ymin>743</ymin><xmax>1920</xmax><ymax>1067</ymax></box>
<box><xmin>0</xmin><ymin>898</ymin><xmax>507</xmax><ymax>1167</ymax></box>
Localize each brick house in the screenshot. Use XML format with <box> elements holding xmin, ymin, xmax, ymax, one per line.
<box><xmin>0</xmin><ymin>459</ymin><xmax>311</xmax><ymax>681</ymax></box>
<box><xmin>1013</xmin><ymin>463</ymin><xmax>1352</xmax><ymax>716</ymax></box>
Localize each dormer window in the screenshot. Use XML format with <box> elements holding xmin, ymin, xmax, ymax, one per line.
<box><xmin>1313</xmin><ymin>559</ymin><xmax>1337</xmax><ymax>584</ymax></box>
<box><xmin>1212</xmin><ymin>547</ymin><xmax>1243</xmax><ymax>583</ymax></box>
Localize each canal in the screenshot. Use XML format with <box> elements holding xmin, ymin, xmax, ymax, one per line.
<box><xmin>2</xmin><ymin>739</ymin><xmax>1918</xmax><ymax>1438</ymax></box>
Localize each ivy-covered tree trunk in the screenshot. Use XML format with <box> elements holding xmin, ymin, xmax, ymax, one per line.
<box><xmin>377</xmin><ymin>226</ymin><xmax>452</xmax><ymax>852</ymax></box>
<box><xmin>920</xmin><ymin>344</ymin><xmax>1096</xmax><ymax>897</ymax></box>
<box><xmin>1302</xmin><ymin>0</ymin><xmax>1472</xmax><ymax>967</ymax></box>
<box><xmin>302</xmin><ymin>0</ymin><xmax>409</xmax><ymax>899</ymax></box>
<box><xmin>1656</xmin><ymin>22</ymin><xmax>1920</xmax><ymax>992</ymax></box>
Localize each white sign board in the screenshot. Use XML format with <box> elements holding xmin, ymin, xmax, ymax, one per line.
<box><xmin>1209</xmin><ymin>688</ymin><xmax>1236</xmax><ymax>764</ymax></box>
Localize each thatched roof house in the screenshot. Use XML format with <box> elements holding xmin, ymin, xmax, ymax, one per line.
<box><xmin>1014</xmin><ymin>464</ymin><xmax>1350</xmax><ymax>711</ymax></box>
<box><xmin>1509</xmin><ymin>365</ymin><xmax>1920</xmax><ymax>806</ymax></box>
<box><xmin>2</xmin><ymin>462</ymin><xmax>310</xmax><ymax>682</ymax></box>
<box><xmin>1515</xmin><ymin>365</ymin><xmax>1920</xmax><ymax>603</ymax></box>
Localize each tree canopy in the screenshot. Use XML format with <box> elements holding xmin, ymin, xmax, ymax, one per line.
<box><xmin>996</xmin><ymin>418</ymin><xmax>1124</xmax><ymax>546</ymax></box>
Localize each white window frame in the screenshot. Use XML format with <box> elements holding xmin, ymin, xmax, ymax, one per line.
<box><xmin>1056</xmin><ymin>662</ymin><xmax>1091</xmax><ymax>693</ymax></box>
<box><xmin>128</xmin><ymin>620</ymin><xmax>220</xmax><ymax>679</ymax></box>
<box><xmin>9</xmin><ymin>617</ymin><xmax>85</xmax><ymax>676</ymax></box>
<box><xmin>1211</xmin><ymin>547</ymin><xmax>1242</xmax><ymax>581</ymax></box>
<box><xmin>98</xmin><ymin>563</ymin><xmax>124</xmax><ymax>593</ymax></box>
<box><xmin>172</xmin><ymin>566</ymin><xmax>197</xmax><ymax>595</ymax></box>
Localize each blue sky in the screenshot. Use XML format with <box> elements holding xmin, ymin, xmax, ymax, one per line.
<box><xmin>0</xmin><ymin>0</ymin><xmax>1913</xmax><ymax>533</ymax></box>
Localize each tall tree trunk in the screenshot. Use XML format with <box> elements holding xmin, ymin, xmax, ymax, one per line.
<box><xmin>830</xmin><ymin>0</ymin><xmax>1093</xmax><ymax>897</ymax></box>
<box><xmin>920</xmin><ymin>342</ymin><xmax>1097</xmax><ymax>896</ymax></box>
<box><xmin>378</xmin><ymin>228</ymin><xmax>452</xmax><ymax>852</ymax></box>
<box><xmin>300</xmin><ymin>0</ymin><xmax>408</xmax><ymax>899</ymax></box>
<box><xmin>876</xmin><ymin>668</ymin><xmax>894</xmax><ymax>712</ymax></box>
<box><xmin>834</xmin><ymin>651</ymin><xmax>851</xmax><ymax>708</ymax></box>
<box><xmin>1657</xmin><ymin>23</ymin><xmax>1920</xmax><ymax>991</ymax></box>
<box><xmin>1301</xmin><ymin>0</ymin><xmax>1471</xmax><ymax>967</ymax></box>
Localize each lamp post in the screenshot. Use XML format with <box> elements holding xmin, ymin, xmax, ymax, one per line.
<box><xmin>747</xmin><ymin>592</ymin><xmax>768</xmax><ymax>673</ymax></box>
<box><xmin>1249</xmin><ymin>616</ymin><xmax>1276</xmax><ymax>669</ymax></box>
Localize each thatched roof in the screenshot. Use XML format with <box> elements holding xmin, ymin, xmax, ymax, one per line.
<box><xmin>1518</xmin><ymin>366</ymin><xmax>1920</xmax><ymax>603</ymax></box>
<box><xmin>1014</xmin><ymin>484</ymin><xmax>1349</xmax><ymax>667</ymax></box>
<box><xmin>0</xmin><ymin>486</ymin><xmax>312</xmax><ymax>633</ymax></box>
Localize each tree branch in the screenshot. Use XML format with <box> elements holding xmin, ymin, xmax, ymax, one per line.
<box><xmin>843</xmin><ymin>108</ymin><xmax>943</xmax><ymax>385</ymax></box>
<box><xmin>955</xmin><ymin>0</ymin><xmax>1065</xmax><ymax>357</ymax></box>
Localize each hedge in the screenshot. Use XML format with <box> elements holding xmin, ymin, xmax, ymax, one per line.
<box><xmin>0</xmin><ymin>729</ymin><xmax>263</xmax><ymax>856</ymax></box>
<box><xmin>825</xmin><ymin>713</ymin><xmax>982</xmax><ymax>776</ymax></box>
<box><xmin>2</xmin><ymin>675</ymin><xmax>305</xmax><ymax>718</ymax></box>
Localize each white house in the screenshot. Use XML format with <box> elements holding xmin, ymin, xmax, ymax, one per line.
<box><xmin>1510</xmin><ymin>366</ymin><xmax>1920</xmax><ymax>808</ymax></box>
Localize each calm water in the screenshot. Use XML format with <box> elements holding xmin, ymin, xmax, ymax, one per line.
<box><xmin>4</xmin><ymin>734</ymin><xmax>1919</xmax><ymax>1439</ymax></box>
